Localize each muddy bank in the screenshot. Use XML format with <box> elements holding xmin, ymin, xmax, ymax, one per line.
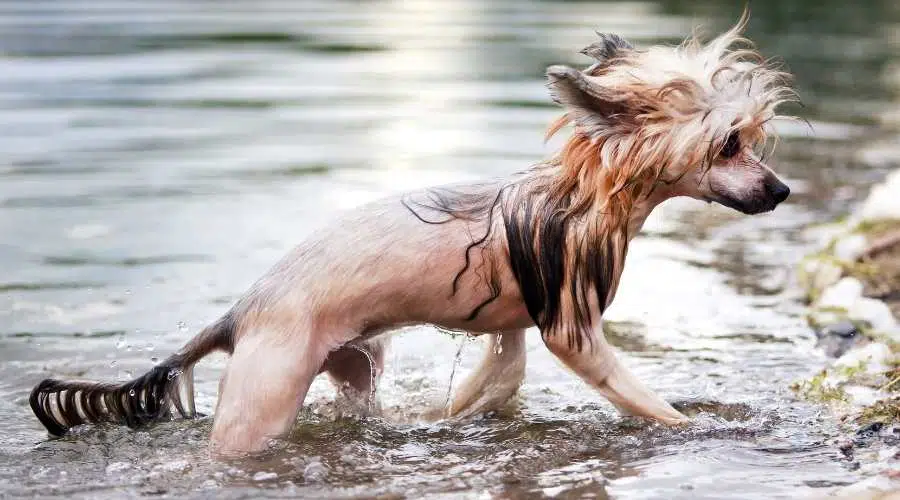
<box><xmin>797</xmin><ymin>167</ymin><xmax>900</xmax><ymax>497</ymax></box>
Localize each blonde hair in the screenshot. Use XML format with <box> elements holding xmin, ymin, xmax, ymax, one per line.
<box><xmin>510</xmin><ymin>13</ymin><xmax>797</xmax><ymax>346</ymax></box>
<box><xmin>545</xmin><ymin>11</ymin><xmax>797</xmax><ymax>227</ymax></box>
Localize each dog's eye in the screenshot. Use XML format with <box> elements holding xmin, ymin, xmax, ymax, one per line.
<box><xmin>720</xmin><ymin>132</ymin><xmax>741</xmax><ymax>159</ymax></box>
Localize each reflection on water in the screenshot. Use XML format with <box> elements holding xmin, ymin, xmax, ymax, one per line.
<box><xmin>0</xmin><ymin>0</ymin><xmax>898</xmax><ymax>498</ymax></box>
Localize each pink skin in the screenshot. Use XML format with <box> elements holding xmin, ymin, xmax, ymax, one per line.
<box><xmin>207</xmin><ymin>140</ymin><xmax>789</xmax><ymax>456</ymax></box>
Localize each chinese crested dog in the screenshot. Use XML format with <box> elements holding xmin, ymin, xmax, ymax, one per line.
<box><xmin>31</xmin><ymin>15</ymin><xmax>795</xmax><ymax>456</ymax></box>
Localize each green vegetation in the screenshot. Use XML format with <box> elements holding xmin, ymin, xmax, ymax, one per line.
<box><xmin>790</xmin><ymin>370</ymin><xmax>849</xmax><ymax>404</ymax></box>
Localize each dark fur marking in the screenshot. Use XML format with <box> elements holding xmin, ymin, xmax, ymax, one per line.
<box><xmin>402</xmin><ymin>184</ymin><xmax>508</xmax><ymax>318</ymax></box>
<box><xmin>502</xmin><ymin>183</ymin><xmax>617</xmax><ymax>349</ymax></box>
<box><xmin>404</xmin><ymin>170</ymin><xmax>628</xmax><ymax>353</ymax></box>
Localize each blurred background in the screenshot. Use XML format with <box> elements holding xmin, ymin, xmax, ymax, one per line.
<box><xmin>0</xmin><ymin>1</ymin><xmax>898</xmax><ymax>498</ymax></box>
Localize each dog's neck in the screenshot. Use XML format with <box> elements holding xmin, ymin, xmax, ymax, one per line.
<box><xmin>625</xmin><ymin>183</ymin><xmax>675</xmax><ymax>238</ymax></box>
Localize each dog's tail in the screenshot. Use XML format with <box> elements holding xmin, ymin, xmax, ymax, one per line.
<box><xmin>30</xmin><ymin>313</ymin><xmax>237</xmax><ymax>436</ymax></box>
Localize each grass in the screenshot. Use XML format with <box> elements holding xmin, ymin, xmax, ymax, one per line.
<box><xmin>791</xmin><ymin>370</ymin><xmax>850</xmax><ymax>404</ymax></box>
<box><xmin>854</xmin><ymin>398</ymin><xmax>900</xmax><ymax>424</ymax></box>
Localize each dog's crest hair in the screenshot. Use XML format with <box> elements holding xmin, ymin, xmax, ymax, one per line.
<box><xmin>406</xmin><ymin>12</ymin><xmax>796</xmax><ymax>351</ymax></box>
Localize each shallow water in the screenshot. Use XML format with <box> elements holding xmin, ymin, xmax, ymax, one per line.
<box><xmin>1</xmin><ymin>0</ymin><xmax>898</xmax><ymax>498</ymax></box>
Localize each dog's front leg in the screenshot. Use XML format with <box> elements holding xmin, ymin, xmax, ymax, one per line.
<box><xmin>542</xmin><ymin>327</ymin><xmax>688</xmax><ymax>425</ymax></box>
<box><xmin>447</xmin><ymin>329</ymin><xmax>526</xmax><ymax>418</ymax></box>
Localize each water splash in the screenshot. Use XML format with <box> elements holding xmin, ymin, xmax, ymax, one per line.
<box><xmin>443</xmin><ymin>333</ymin><xmax>472</xmax><ymax>414</ymax></box>
<box><xmin>345</xmin><ymin>343</ymin><xmax>378</xmax><ymax>412</ymax></box>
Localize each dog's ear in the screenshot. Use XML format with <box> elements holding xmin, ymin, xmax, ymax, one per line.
<box><xmin>581</xmin><ymin>33</ymin><xmax>633</xmax><ymax>65</ymax></box>
<box><xmin>546</xmin><ymin>65</ymin><xmax>631</xmax><ymax>133</ymax></box>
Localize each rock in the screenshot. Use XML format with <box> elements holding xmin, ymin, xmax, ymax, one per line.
<box><xmin>838</xmin><ymin>437</ymin><xmax>855</xmax><ymax>457</ymax></box>
<box><xmin>824</xmin><ymin>321</ymin><xmax>860</xmax><ymax>338</ymax></box>
<box><xmin>799</xmin><ymin>257</ymin><xmax>844</xmax><ymax>298</ymax></box>
<box><xmin>850</xmin><ymin>297</ymin><xmax>900</xmax><ymax>338</ymax></box>
<box><xmin>819</xmin><ymin>277</ymin><xmax>865</xmax><ymax>310</ymax></box>
<box><xmin>252</xmin><ymin>471</ymin><xmax>278</xmax><ymax>482</ymax></box>
<box><xmin>303</xmin><ymin>459</ymin><xmax>328</xmax><ymax>483</ymax></box>
<box><xmin>845</xmin><ymin>385</ymin><xmax>883</xmax><ymax>407</ymax></box>
<box><xmin>809</xmin><ymin>309</ymin><xmax>849</xmax><ymax>330</ymax></box>
<box><xmin>816</xmin><ymin>321</ymin><xmax>862</xmax><ymax>358</ymax></box>
<box><xmin>152</xmin><ymin>459</ymin><xmax>191</xmax><ymax>474</ymax></box>
<box><xmin>814</xmin><ymin>277</ymin><xmax>900</xmax><ymax>340</ymax></box>
<box><xmin>859</xmin><ymin>169</ymin><xmax>900</xmax><ymax>222</ymax></box>
<box><xmin>857</xmin><ymin>421</ymin><xmax>886</xmax><ymax>439</ymax></box>
<box><xmin>805</xmin><ymin>222</ymin><xmax>852</xmax><ymax>249</ymax></box>
<box><xmin>886</xmin><ymin>426</ymin><xmax>900</xmax><ymax>446</ymax></box>
<box><xmin>834</xmin><ymin>233</ymin><xmax>869</xmax><ymax>262</ymax></box>
<box><xmin>835</xmin><ymin>342</ymin><xmax>894</xmax><ymax>374</ymax></box>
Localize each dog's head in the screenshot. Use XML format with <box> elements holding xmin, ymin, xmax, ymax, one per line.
<box><xmin>544</xmin><ymin>13</ymin><xmax>796</xmax><ymax>216</ymax></box>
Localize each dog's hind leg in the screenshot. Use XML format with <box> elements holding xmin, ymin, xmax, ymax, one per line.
<box><xmin>321</xmin><ymin>337</ymin><xmax>387</xmax><ymax>409</ymax></box>
<box><xmin>542</xmin><ymin>327</ymin><xmax>688</xmax><ymax>425</ymax></box>
<box><xmin>209</xmin><ymin>328</ymin><xmax>338</xmax><ymax>456</ymax></box>
<box><xmin>447</xmin><ymin>329</ymin><xmax>526</xmax><ymax>418</ymax></box>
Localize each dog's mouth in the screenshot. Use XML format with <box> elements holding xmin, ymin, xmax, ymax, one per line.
<box><xmin>707</xmin><ymin>181</ymin><xmax>790</xmax><ymax>215</ymax></box>
<box><xmin>704</xmin><ymin>193</ymin><xmax>784</xmax><ymax>215</ymax></box>
<box><xmin>709</xmin><ymin>195</ymin><xmax>776</xmax><ymax>215</ymax></box>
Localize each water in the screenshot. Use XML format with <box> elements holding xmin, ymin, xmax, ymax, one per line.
<box><xmin>1</xmin><ymin>0</ymin><xmax>898</xmax><ymax>498</ymax></box>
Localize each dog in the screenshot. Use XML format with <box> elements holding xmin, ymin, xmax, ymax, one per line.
<box><xmin>30</xmin><ymin>13</ymin><xmax>795</xmax><ymax>457</ymax></box>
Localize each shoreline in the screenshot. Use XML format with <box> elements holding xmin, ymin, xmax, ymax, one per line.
<box><xmin>795</xmin><ymin>168</ymin><xmax>900</xmax><ymax>497</ymax></box>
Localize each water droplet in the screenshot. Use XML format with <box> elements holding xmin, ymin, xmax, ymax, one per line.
<box><xmin>124</xmin><ymin>289</ymin><xmax>132</xmax><ymax>296</ymax></box>
<box><xmin>150</xmin><ymin>357</ymin><xmax>159</xmax><ymax>363</ymax></box>
<box><xmin>444</xmin><ymin>336</ymin><xmax>468</xmax><ymax>413</ymax></box>
<box><xmin>110</xmin><ymin>360</ymin><xmax>117</xmax><ymax>367</ymax></box>
<box><xmin>128</xmin><ymin>389</ymin><xmax>136</xmax><ymax>397</ymax></box>
<box><xmin>494</xmin><ymin>334</ymin><xmax>504</xmax><ymax>355</ymax></box>
<box><xmin>146</xmin><ymin>343</ymin><xmax>155</xmax><ymax>352</ymax></box>
<box><xmin>177</xmin><ymin>321</ymin><xmax>188</xmax><ymax>332</ymax></box>
<box><xmin>125</xmin><ymin>370</ymin><xmax>133</xmax><ymax>378</ymax></box>
<box><xmin>115</xmin><ymin>337</ymin><xmax>126</xmax><ymax>349</ymax></box>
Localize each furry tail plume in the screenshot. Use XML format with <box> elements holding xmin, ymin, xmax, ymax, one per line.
<box><xmin>30</xmin><ymin>314</ymin><xmax>236</xmax><ymax>436</ymax></box>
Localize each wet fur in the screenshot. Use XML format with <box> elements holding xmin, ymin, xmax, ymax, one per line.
<box><xmin>31</xmin><ymin>315</ymin><xmax>235</xmax><ymax>435</ymax></box>
<box><xmin>30</xmin><ymin>13</ymin><xmax>796</xmax><ymax>455</ymax></box>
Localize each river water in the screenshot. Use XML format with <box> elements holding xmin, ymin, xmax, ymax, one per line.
<box><xmin>1</xmin><ymin>0</ymin><xmax>898</xmax><ymax>498</ymax></box>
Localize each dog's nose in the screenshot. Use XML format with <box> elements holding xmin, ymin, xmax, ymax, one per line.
<box><xmin>770</xmin><ymin>181</ymin><xmax>790</xmax><ymax>204</ymax></box>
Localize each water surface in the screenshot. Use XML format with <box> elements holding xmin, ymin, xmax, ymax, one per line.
<box><xmin>1</xmin><ymin>0</ymin><xmax>898</xmax><ymax>498</ymax></box>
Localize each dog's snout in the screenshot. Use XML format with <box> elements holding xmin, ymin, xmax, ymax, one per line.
<box><xmin>769</xmin><ymin>180</ymin><xmax>790</xmax><ymax>204</ymax></box>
